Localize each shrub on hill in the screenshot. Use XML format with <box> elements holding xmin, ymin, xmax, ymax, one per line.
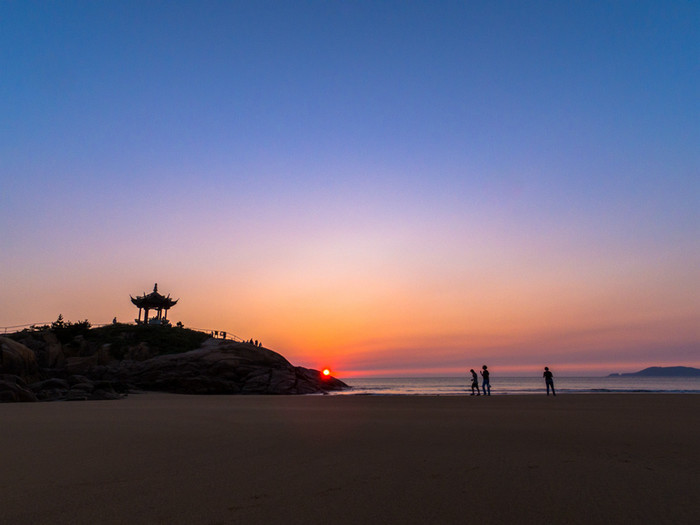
<box><xmin>86</xmin><ymin>323</ymin><xmax>211</xmax><ymax>359</ymax></box>
<box><xmin>51</xmin><ymin>314</ymin><xmax>92</xmax><ymax>343</ymax></box>
<box><xmin>7</xmin><ymin>320</ymin><xmax>211</xmax><ymax>360</ymax></box>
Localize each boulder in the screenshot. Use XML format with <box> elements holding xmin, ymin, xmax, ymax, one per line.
<box><xmin>46</xmin><ymin>341</ymin><xmax>66</xmax><ymax>368</ymax></box>
<box><xmin>26</xmin><ymin>377</ymin><xmax>123</xmax><ymax>402</ymax></box>
<box><xmin>90</xmin><ymin>388</ymin><xmax>123</xmax><ymax>400</ymax></box>
<box><xmin>0</xmin><ymin>337</ymin><xmax>40</xmax><ymax>383</ymax></box>
<box><xmin>29</xmin><ymin>377</ymin><xmax>71</xmax><ymax>402</ymax></box>
<box><xmin>65</xmin><ymin>355</ymin><xmax>98</xmax><ymax>375</ymax></box>
<box><xmin>29</xmin><ymin>378</ymin><xmax>70</xmax><ymax>391</ymax></box>
<box><xmin>65</xmin><ymin>389</ymin><xmax>90</xmax><ymax>401</ymax></box>
<box><xmin>0</xmin><ymin>375</ymin><xmax>38</xmax><ymax>402</ymax></box>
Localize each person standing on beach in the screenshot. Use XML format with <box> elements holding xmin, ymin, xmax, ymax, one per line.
<box><xmin>470</xmin><ymin>369</ymin><xmax>480</xmax><ymax>395</ymax></box>
<box><xmin>481</xmin><ymin>365</ymin><xmax>491</xmax><ymax>395</ymax></box>
<box><xmin>543</xmin><ymin>366</ymin><xmax>556</xmax><ymax>396</ymax></box>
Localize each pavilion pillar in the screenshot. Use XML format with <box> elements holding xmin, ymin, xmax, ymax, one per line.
<box><xmin>144</xmin><ymin>308</ymin><xmax>150</xmax><ymax>324</ymax></box>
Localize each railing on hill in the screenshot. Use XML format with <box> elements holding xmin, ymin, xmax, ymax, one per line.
<box><xmin>1</xmin><ymin>322</ymin><xmax>54</xmax><ymax>334</ymax></box>
<box><xmin>188</xmin><ymin>327</ymin><xmax>243</xmax><ymax>342</ymax></box>
<box><xmin>1</xmin><ymin>321</ymin><xmax>245</xmax><ymax>342</ymax></box>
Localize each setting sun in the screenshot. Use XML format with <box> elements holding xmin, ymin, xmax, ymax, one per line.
<box><xmin>322</xmin><ymin>369</ymin><xmax>331</xmax><ymax>376</ymax></box>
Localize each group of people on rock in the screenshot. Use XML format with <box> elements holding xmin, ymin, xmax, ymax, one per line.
<box><xmin>469</xmin><ymin>365</ymin><xmax>556</xmax><ymax>396</ymax></box>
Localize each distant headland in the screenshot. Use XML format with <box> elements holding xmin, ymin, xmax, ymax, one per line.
<box><xmin>608</xmin><ymin>366</ymin><xmax>700</xmax><ymax>378</ymax></box>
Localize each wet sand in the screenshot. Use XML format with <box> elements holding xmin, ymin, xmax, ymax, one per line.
<box><xmin>1</xmin><ymin>393</ymin><xmax>698</xmax><ymax>524</ymax></box>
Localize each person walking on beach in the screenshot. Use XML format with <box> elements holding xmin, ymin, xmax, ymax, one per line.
<box><xmin>470</xmin><ymin>369</ymin><xmax>480</xmax><ymax>395</ymax></box>
<box><xmin>481</xmin><ymin>365</ymin><xmax>491</xmax><ymax>395</ymax></box>
<box><xmin>543</xmin><ymin>366</ymin><xmax>556</xmax><ymax>396</ymax></box>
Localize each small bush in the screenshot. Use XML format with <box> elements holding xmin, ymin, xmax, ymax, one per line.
<box><xmin>51</xmin><ymin>315</ymin><xmax>92</xmax><ymax>343</ymax></box>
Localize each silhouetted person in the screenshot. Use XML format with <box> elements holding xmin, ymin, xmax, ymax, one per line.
<box><xmin>481</xmin><ymin>365</ymin><xmax>491</xmax><ymax>395</ymax></box>
<box><xmin>470</xmin><ymin>369</ymin><xmax>480</xmax><ymax>395</ymax></box>
<box><xmin>544</xmin><ymin>366</ymin><xmax>556</xmax><ymax>396</ymax></box>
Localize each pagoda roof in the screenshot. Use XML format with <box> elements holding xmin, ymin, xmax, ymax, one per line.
<box><xmin>130</xmin><ymin>283</ymin><xmax>178</xmax><ymax>309</ymax></box>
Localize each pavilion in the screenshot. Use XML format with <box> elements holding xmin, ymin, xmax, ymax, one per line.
<box><xmin>130</xmin><ymin>283</ymin><xmax>178</xmax><ymax>325</ymax></box>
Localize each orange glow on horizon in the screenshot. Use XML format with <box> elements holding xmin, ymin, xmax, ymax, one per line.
<box><xmin>1</xmin><ymin>271</ymin><xmax>697</xmax><ymax>380</ymax></box>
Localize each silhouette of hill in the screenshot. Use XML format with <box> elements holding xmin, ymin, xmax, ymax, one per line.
<box><xmin>1</xmin><ymin>323</ymin><xmax>348</xmax><ymax>401</ymax></box>
<box><xmin>608</xmin><ymin>366</ymin><xmax>700</xmax><ymax>378</ymax></box>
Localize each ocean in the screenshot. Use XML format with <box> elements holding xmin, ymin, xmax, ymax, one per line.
<box><xmin>334</xmin><ymin>376</ymin><xmax>700</xmax><ymax>395</ymax></box>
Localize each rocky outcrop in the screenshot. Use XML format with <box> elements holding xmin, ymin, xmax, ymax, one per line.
<box><xmin>0</xmin><ymin>333</ymin><xmax>41</xmax><ymax>402</ymax></box>
<box><xmin>103</xmin><ymin>339</ymin><xmax>348</xmax><ymax>395</ymax></box>
<box><xmin>0</xmin><ymin>333</ymin><xmax>348</xmax><ymax>401</ymax></box>
<box><xmin>27</xmin><ymin>376</ymin><xmax>125</xmax><ymax>402</ymax></box>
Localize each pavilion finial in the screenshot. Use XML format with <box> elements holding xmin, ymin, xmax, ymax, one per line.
<box><xmin>154</xmin><ymin>283</ymin><xmax>158</xmax><ymax>292</ymax></box>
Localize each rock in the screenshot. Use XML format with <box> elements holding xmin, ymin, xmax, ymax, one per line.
<box><xmin>106</xmin><ymin>339</ymin><xmax>348</xmax><ymax>395</ymax></box>
<box><xmin>241</xmin><ymin>370</ymin><xmax>271</xmax><ymax>393</ymax></box>
<box><xmin>61</xmin><ymin>337</ymin><xmax>83</xmax><ymax>358</ymax></box>
<box><xmin>68</xmin><ymin>374</ymin><xmax>92</xmax><ymax>386</ymax></box>
<box><xmin>89</xmin><ymin>380</ymin><xmax>124</xmax><ymax>400</ymax></box>
<box><xmin>268</xmin><ymin>368</ymin><xmax>297</xmax><ymax>394</ymax></box>
<box><xmin>97</xmin><ymin>344</ymin><xmax>112</xmax><ymax>365</ymax></box>
<box><xmin>29</xmin><ymin>378</ymin><xmax>70</xmax><ymax>391</ymax></box>
<box><xmin>71</xmin><ymin>382</ymin><xmax>95</xmax><ymax>393</ymax></box>
<box><xmin>0</xmin><ymin>375</ymin><xmax>38</xmax><ymax>402</ymax></box>
<box><xmin>90</xmin><ymin>388</ymin><xmax>123</xmax><ymax>400</ymax></box>
<box><xmin>27</xmin><ymin>377</ymin><xmax>122</xmax><ymax>402</ymax></box>
<box><xmin>46</xmin><ymin>341</ymin><xmax>66</xmax><ymax>368</ymax></box>
<box><xmin>1</xmin><ymin>373</ymin><xmax>28</xmax><ymax>388</ymax></box>
<box><xmin>0</xmin><ymin>337</ymin><xmax>40</xmax><ymax>383</ymax></box>
<box><xmin>124</xmin><ymin>342</ymin><xmax>155</xmax><ymax>361</ymax></box>
<box><xmin>65</xmin><ymin>355</ymin><xmax>98</xmax><ymax>375</ymax></box>
<box><xmin>35</xmin><ymin>388</ymin><xmax>68</xmax><ymax>401</ymax></box>
<box><xmin>29</xmin><ymin>378</ymin><xmax>71</xmax><ymax>402</ymax></box>
<box><xmin>65</xmin><ymin>389</ymin><xmax>90</xmax><ymax>401</ymax></box>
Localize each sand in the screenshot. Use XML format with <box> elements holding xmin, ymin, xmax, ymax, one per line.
<box><xmin>1</xmin><ymin>393</ymin><xmax>698</xmax><ymax>525</ymax></box>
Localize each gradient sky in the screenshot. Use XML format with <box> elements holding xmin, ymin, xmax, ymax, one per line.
<box><xmin>1</xmin><ymin>1</ymin><xmax>698</xmax><ymax>377</ymax></box>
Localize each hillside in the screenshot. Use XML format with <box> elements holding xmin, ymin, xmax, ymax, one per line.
<box><xmin>1</xmin><ymin>323</ymin><xmax>348</xmax><ymax>402</ymax></box>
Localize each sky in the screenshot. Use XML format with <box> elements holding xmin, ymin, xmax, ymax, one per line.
<box><xmin>1</xmin><ymin>1</ymin><xmax>698</xmax><ymax>377</ymax></box>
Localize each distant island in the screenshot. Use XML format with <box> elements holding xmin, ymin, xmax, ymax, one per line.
<box><xmin>608</xmin><ymin>366</ymin><xmax>700</xmax><ymax>378</ymax></box>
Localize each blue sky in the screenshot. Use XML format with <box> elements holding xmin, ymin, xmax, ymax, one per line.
<box><xmin>1</xmin><ymin>1</ymin><xmax>698</xmax><ymax>375</ymax></box>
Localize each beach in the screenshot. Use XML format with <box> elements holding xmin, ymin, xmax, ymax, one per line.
<box><xmin>1</xmin><ymin>394</ymin><xmax>698</xmax><ymax>525</ymax></box>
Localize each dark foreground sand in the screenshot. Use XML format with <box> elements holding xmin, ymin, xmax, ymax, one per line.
<box><xmin>1</xmin><ymin>394</ymin><xmax>698</xmax><ymax>525</ymax></box>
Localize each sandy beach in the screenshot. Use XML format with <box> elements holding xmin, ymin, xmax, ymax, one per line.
<box><xmin>1</xmin><ymin>393</ymin><xmax>698</xmax><ymax>525</ymax></box>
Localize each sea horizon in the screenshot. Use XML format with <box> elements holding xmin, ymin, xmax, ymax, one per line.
<box><xmin>334</xmin><ymin>376</ymin><xmax>700</xmax><ymax>395</ymax></box>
